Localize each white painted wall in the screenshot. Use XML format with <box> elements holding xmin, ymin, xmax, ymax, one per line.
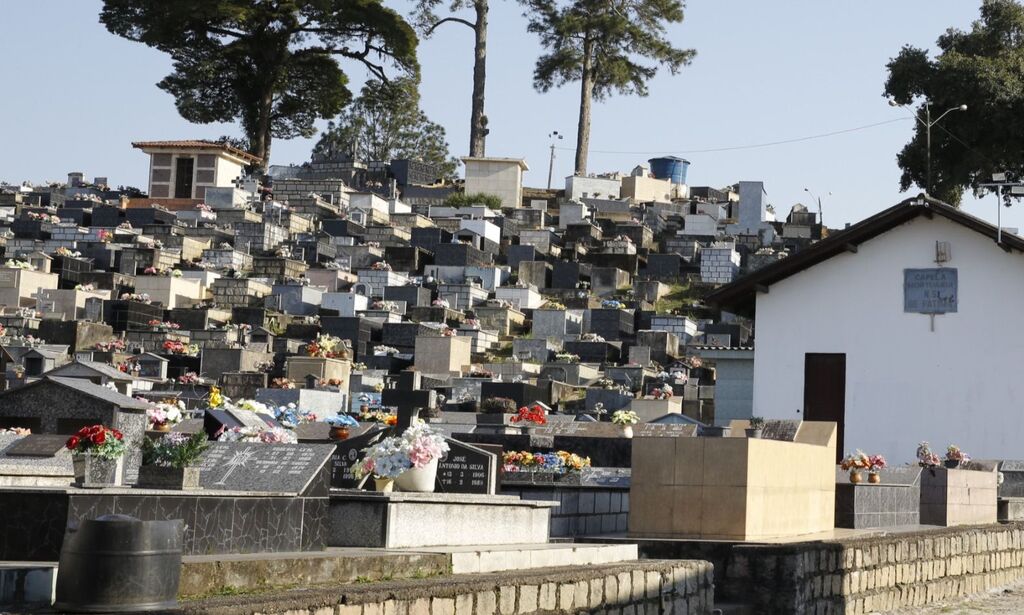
<box><xmin>753</xmin><ymin>215</ymin><xmax>1024</xmax><ymax>463</ymax></box>
<box><xmin>566</xmin><ymin>176</ymin><xmax>621</xmax><ymax>201</ymax></box>
<box><xmin>462</xmin><ymin>158</ymin><xmax>527</xmax><ymax>209</ymax></box>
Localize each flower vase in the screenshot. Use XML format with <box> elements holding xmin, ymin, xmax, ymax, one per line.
<box><xmin>620</xmin><ymin>425</ymin><xmax>634</xmax><ymax>439</ymax></box>
<box><xmin>868</xmin><ymin>471</ymin><xmax>881</xmax><ymax>484</ymax></box>
<box><xmin>744</xmin><ymin>428</ymin><xmax>763</xmax><ymax>439</ymax></box>
<box><xmin>944</xmin><ymin>459</ymin><xmax>960</xmax><ymax>469</ymax></box>
<box><xmin>154</xmin><ymin>423</ymin><xmax>171</xmax><ymax>433</ymax></box>
<box><xmin>73</xmin><ymin>454</ymin><xmax>123</xmax><ymax>489</ymax></box>
<box><xmin>848</xmin><ymin>470</ymin><xmax>863</xmax><ymax>484</ymax></box>
<box><xmin>330</xmin><ymin>426</ymin><xmax>351</xmax><ymax>441</ymax></box>
<box><xmin>137</xmin><ymin>465</ymin><xmax>201</xmax><ymax>490</ymax></box>
<box><xmin>395</xmin><ymin>458</ymin><xmax>439</xmax><ymax>493</ymax></box>
<box><xmin>374</xmin><ymin>477</ymin><xmax>395</xmax><ymax>493</ymax></box>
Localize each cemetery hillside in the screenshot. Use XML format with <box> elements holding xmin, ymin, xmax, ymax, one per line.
<box><xmin>6</xmin><ymin>1</ymin><xmax>1024</xmax><ymax>614</ymax></box>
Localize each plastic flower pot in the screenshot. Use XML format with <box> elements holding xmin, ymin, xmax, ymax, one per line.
<box><xmin>849</xmin><ymin>470</ymin><xmax>863</xmax><ymax>484</ymax></box>
<box><xmin>868</xmin><ymin>471</ymin><xmax>881</xmax><ymax>484</ymax></box>
<box><xmin>374</xmin><ymin>477</ymin><xmax>395</xmax><ymax>492</ymax></box>
<box><xmin>744</xmin><ymin>428</ymin><xmax>763</xmax><ymax>439</ymax></box>
<box><xmin>944</xmin><ymin>459</ymin><xmax>961</xmax><ymax>469</ymax></box>
<box><xmin>620</xmin><ymin>425</ymin><xmax>634</xmax><ymax>439</ymax></box>
<box><xmin>395</xmin><ymin>458</ymin><xmax>439</xmax><ymax>493</ymax></box>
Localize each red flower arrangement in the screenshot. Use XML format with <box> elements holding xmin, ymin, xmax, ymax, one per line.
<box><xmin>65</xmin><ymin>425</ymin><xmax>126</xmax><ymax>458</ymax></box>
<box><xmin>510</xmin><ymin>404</ymin><xmax>547</xmax><ymax>425</ymax></box>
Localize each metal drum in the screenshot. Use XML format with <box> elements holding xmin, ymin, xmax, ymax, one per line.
<box><xmin>54</xmin><ymin>514</ymin><xmax>183</xmax><ymax>613</ymax></box>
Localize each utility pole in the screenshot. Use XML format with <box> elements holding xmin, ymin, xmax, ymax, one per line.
<box><xmin>546</xmin><ymin>131</ymin><xmax>563</xmax><ymax>190</ymax></box>
<box><xmin>889</xmin><ymin>100</ymin><xmax>967</xmax><ymax>195</ymax></box>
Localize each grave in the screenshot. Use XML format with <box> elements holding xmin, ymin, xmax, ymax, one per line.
<box><xmin>629</xmin><ymin>419</ymin><xmax>837</xmax><ymax>540</ymax></box>
<box><xmin>0</xmin><ymin>377</ymin><xmax>149</xmax><ymax>484</ymax></box>
<box><xmin>835</xmin><ymin>465</ymin><xmax>921</xmax><ymax>529</ymax></box>
<box><xmin>629</xmin><ymin>397</ymin><xmax>683</xmax><ymax>421</ymax></box>
<box><xmin>0</xmin><ymin>442</ymin><xmax>335</xmax><ymax>561</ymax></box>
<box><xmin>564</xmin><ymin>340</ymin><xmax>621</xmax><ymax>363</ymax></box>
<box><xmin>255</xmin><ymin>388</ymin><xmax>348</xmax><ymax>418</ymax></box>
<box><xmin>920</xmin><ymin>464</ymin><xmax>998</xmax><ymax>527</ymax></box>
<box><xmin>0</xmin><ymin>433</ymin><xmax>73</xmax><ymax>487</ymax></box>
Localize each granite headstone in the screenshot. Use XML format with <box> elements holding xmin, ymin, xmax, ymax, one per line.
<box><xmin>195</xmin><ymin>442</ymin><xmax>336</xmax><ymax>495</ymax></box>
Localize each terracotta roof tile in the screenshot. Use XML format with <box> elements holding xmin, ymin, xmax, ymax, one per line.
<box><xmin>131</xmin><ymin>140</ymin><xmax>261</xmax><ymax>164</ymax></box>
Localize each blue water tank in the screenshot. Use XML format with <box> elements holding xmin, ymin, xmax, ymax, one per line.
<box><xmin>648</xmin><ymin>156</ymin><xmax>690</xmax><ymax>185</ymax></box>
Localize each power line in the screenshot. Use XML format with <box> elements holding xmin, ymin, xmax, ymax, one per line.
<box><xmin>553</xmin><ymin>117</ymin><xmax>912</xmax><ymax>156</ymax></box>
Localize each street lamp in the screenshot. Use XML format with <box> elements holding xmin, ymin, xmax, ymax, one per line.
<box><xmin>546</xmin><ymin>131</ymin><xmax>563</xmax><ymax>190</ymax></box>
<box><xmin>889</xmin><ymin>99</ymin><xmax>968</xmax><ymax>195</ymax></box>
<box><xmin>803</xmin><ymin>188</ymin><xmax>831</xmax><ymax>227</ymax></box>
<box><xmin>978</xmin><ymin>172</ymin><xmax>1024</xmax><ymax>245</ymax></box>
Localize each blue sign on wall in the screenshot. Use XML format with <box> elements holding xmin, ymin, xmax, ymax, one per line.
<box><xmin>904</xmin><ymin>268</ymin><xmax>958</xmax><ymax>314</ymax></box>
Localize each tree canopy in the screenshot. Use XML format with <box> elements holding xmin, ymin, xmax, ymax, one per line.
<box><xmin>523</xmin><ymin>0</ymin><xmax>695</xmax><ymax>174</ymax></box>
<box><xmin>100</xmin><ymin>0</ymin><xmax>418</xmax><ymax>168</ymax></box>
<box><xmin>884</xmin><ymin>0</ymin><xmax>1024</xmax><ymax>205</ymax></box>
<box><xmin>313</xmin><ymin>77</ymin><xmax>458</xmax><ymax>180</ymax></box>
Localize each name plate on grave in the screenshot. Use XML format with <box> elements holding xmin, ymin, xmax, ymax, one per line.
<box><xmin>904</xmin><ymin>268</ymin><xmax>958</xmax><ymax>314</ymax></box>
<box><xmin>531</xmin><ymin>421</ymin><xmax>626</xmax><ymax>438</ymax></box>
<box><xmin>761</xmin><ymin>419</ymin><xmax>801</xmax><ymax>442</ymax></box>
<box><xmin>4</xmin><ymin>434</ymin><xmax>69</xmax><ymax>457</ymax></box>
<box><xmin>635</xmin><ymin>423</ymin><xmax>697</xmax><ymax>438</ymax></box>
<box><xmin>437</xmin><ymin>439</ymin><xmax>497</xmax><ymax>494</ymax></box>
<box><xmin>196</xmin><ymin>442</ymin><xmax>336</xmax><ymax>494</ymax></box>
<box><xmin>331</xmin><ymin>426</ymin><xmax>388</xmax><ymax>488</ymax></box>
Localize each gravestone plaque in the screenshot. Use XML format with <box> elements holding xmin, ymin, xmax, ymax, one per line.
<box><xmin>331</xmin><ymin>426</ymin><xmax>389</xmax><ymax>488</ymax></box>
<box><xmin>5</xmin><ymin>434</ymin><xmax>69</xmax><ymax>457</ymax></box>
<box><xmin>581</xmin><ymin>467</ymin><xmax>631</xmax><ymax>488</ymax></box>
<box><xmin>196</xmin><ymin>442</ymin><xmax>336</xmax><ymax>494</ymax></box>
<box><xmin>531</xmin><ymin>422</ymin><xmax>624</xmax><ymax>438</ymax></box>
<box><xmin>227</xmin><ymin>409</ymin><xmax>273</xmax><ymax>430</ymax></box>
<box><xmin>904</xmin><ymin>268</ymin><xmax>958</xmax><ymax>313</ymax></box>
<box><xmin>761</xmin><ymin>419</ymin><xmax>801</xmax><ymax>442</ymax></box>
<box><xmin>635</xmin><ymin>423</ymin><xmax>698</xmax><ymax>438</ymax></box>
<box><xmin>436</xmin><ymin>439</ymin><xmax>497</xmax><ymax>494</ymax></box>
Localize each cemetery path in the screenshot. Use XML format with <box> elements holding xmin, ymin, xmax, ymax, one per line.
<box><xmin>882</xmin><ymin>583</ymin><xmax>1024</xmax><ymax>614</ymax></box>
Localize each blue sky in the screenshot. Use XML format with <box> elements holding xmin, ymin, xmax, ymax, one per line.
<box><xmin>1</xmin><ymin>1</ymin><xmax>1014</xmax><ymax>229</ymax></box>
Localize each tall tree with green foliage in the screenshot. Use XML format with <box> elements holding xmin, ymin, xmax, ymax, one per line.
<box><xmin>884</xmin><ymin>0</ymin><xmax>1024</xmax><ymax>206</ymax></box>
<box><xmin>100</xmin><ymin>0</ymin><xmax>418</xmax><ymax>168</ymax></box>
<box><xmin>412</xmin><ymin>0</ymin><xmax>490</xmax><ymax>157</ymax></box>
<box><xmin>313</xmin><ymin>77</ymin><xmax>458</xmax><ymax>180</ymax></box>
<box><xmin>522</xmin><ymin>0</ymin><xmax>695</xmax><ymax>175</ymax></box>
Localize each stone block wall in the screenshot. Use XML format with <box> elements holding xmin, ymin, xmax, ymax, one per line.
<box><xmin>180</xmin><ymin>560</ymin><xmax>714</xmax><ymax>615</ymax></box>
<box><xmin>639</xmin><ymin>522</ymin><xmax>1024</xmax><ymax>614</ymax></box>
<box><xmin>699</xmin><ymin>242</ymin><xmax>740</xmax><ymax>284</ymax></box>
<box><xmin>211</xmin><ymin>278</ymin><xmax>273</xmax><ymax>308</ymax></box>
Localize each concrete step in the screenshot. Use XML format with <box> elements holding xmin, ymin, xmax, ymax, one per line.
<box><xmin>414</xmin><ymin>542</ymin><xmax>639</xmax><ymax>574</ymax></box>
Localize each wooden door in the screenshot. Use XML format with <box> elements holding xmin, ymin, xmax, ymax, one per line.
<box><xmin>803</xmin><ymin>353</ymin><xmax>846</xmax><ymax>462</ymax></box>
<box><xmin>174</xmin><ymin>157</ymin><xmax>194</xmax><ymax>199</ymax></box>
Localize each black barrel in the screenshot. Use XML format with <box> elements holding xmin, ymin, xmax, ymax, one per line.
<box><xmin>54</xmin><ymin>514</ymin><xmax>183</xmax><ymax>613</ymax></box>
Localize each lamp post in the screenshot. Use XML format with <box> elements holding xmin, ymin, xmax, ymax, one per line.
<box><xmin>803</xmin><ymin>188</ymin><xmax>831</xmax><ymax>228</ymax></box>
<box><xmin>889</xmin><ymin>100</ymin><xmax>968</xmax><ymax>195</ymax></box>
<box><xmin>546</xmin><ymin>131</ymin><xmax>563</xmax><ymax>190</ymax></box>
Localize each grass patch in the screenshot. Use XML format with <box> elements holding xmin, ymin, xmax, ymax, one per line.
<box><xmin>654</xmin><ymin>282</ymin><xmax>700</xmax><ymax>315</ymax></box>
